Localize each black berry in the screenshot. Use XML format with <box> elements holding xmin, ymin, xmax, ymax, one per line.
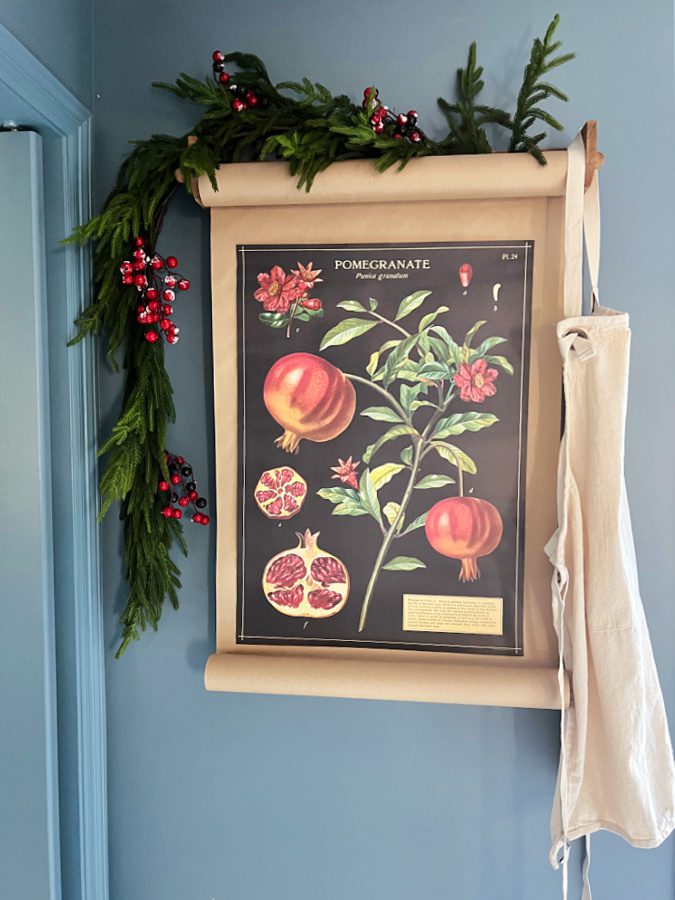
<box><xmin>195</xmin><ymin>497</ymin><xmax>207</xmax><ymax>509</ymax></box>
<box><xmin>186</xmin><ymin>481</ymin><xmax>197</xmax><ymax>492</ymax></box>
<box><xmin>181</xmin><ymin>465</ymin><xmax>192</xmax><ymax>477</ymax></box>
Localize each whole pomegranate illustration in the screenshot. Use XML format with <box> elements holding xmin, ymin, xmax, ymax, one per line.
<box><xmin>425</xmin><ymin>496</ymin><xmax>503</xmax><ymax>582</ymax></box>
<box><xmin>263</xmin><ymin>352</ymin><xmax>356</xmax><ymax>453</ymax></box>
<box><xmin>254</xmin><ymin>466</ymin><xmax>307</xmax><ymax>519</ymax></box>
<box><xmin>262</xmin><ymin>530</ymin><xmax>350</xmax><ymax>618</ymax></box>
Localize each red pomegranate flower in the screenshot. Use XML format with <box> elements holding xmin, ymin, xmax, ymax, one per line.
<box><xmin>331</xmin><ymin>456</ymin><xmax>360</xmax><ymax>490</ymax></box>
<box><xmin>453</xmin><ymin>358</ymin><xmax>498</xmax><ymax>403</ymax></box>
<box><xmin>291</xmin><ymin>261</ymin><xmax>323</xmax><ymax>291</ymax></box>
<box><xmin>254</xmin><ymin>266</ymin><xmax>303</xmax><ymax>313</ymax></box>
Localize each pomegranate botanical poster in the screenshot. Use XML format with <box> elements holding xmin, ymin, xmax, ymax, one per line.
<box><xmin>236</xmin><ymin>241</ymin><xmax>532</xmax><ymax>655</ymax></box>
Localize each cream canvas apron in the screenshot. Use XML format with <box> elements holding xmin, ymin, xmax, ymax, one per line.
<box><xmin>545</xmin><ymin>134</ymin><xmax>675</xmax><ymax>899</ymax></box>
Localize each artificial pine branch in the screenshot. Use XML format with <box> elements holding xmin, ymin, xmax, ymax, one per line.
<box><xmin>68</xmin><ymin>17</ymin><xmax>574</xmax><ymax>655</ymax></box>
<box><xmin>508</xmin><ymin>14</ymin><xmax>574</xmax><ymax>161</ymax></box>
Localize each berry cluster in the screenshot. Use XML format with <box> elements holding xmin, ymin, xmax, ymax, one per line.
<box><xmin>362</xmin><ymin>87</ymin><xmax>423</xmax><ymax>143</ymax></box>
<box><xmin>120</xmin><ymin>237</ymin><xmax>190</xmax><ymax>345</ymax></box>
<box><xmin>158</xmin><ymin>452</ymin><xmax>210</xmax><ymax>525</ymax></box>
<box><xmin>212</xmin><ymin>51</ymin><xmax>269</xmax><ymax>112</ymax></box>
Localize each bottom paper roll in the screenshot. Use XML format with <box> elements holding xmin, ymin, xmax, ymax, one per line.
<box><xmin>204</xmin><ymin>653</ymin><xmax>569</xmax><ymax>710</ymax></box>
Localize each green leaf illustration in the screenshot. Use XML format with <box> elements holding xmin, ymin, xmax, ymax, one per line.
<box><xmin>462</xmin><ymin>320</ymin><xmax>487</xmax><ymax>356</ymax></box>
<box><xmin>317</xmin><ymin>486</ymin><xmax>369</xmax><ymax>517</ymax></box>
<box><xmin>382</xmin><ymin>556</ymin><xmax>427</xmax><ymax>572</ymax></box>
<box><xmin>429</xmin><ymin>325</ymin><xmax>462</xmax><ymax>365</ymax></box>
<box><xmin>399</xmin><ymin>511</ymin><xmax>429</xmax><ymax>536</ymax></box>
<box><xmin>473</xmin><ymin>336</ymin><xmax>507</xmax><ymax>358</ymax></box>
<box><xmin>368</xmin><ymin>297</ymin><xmax>379</xmax><ymax>311</ymax></box>
<box><xmin>259</xmin><ymin>311</ymin><xmax>289</xmax><ymax>328</ymax></box>
<box><xmin>380</xmin><ymin>333</ymin><xmax>420</xmax><ymax>387</ymax></box>
<box><xmin>370</xmin><ymin>463</ymin><xmax>407</xmax><ymax>491</ymax></box>
<box><xmin>400</xmin><ymin>446</ymin><xmax>413</xmax><ymax>466</ymax></box>
<box><xmin>432</xmin><ymin>412</ymin><xmax>499</xmax><ymax>440</ymax></box>
<box><xmin>359</xmin><ymin>469</ymin><xmax>383</xmax><ymax>526</ymax></box>
<box><xmin>394</xmin><ymin>290</ymin><xmax>432</xmax><ymax>322</ymax></box>
<box><xmin>336</xmin><ymin>299</ymin><xmax>368</xmax><ymax>312</ymax></box>
<box><xmin>320</xmin><ymin>317</ymin><xmax>378</xmax><ymax>350</ymax></box>
<box><xmin>410</xmin><ymin>399</ymin><xmax>437</xmax><ymax>412</ymax></box>
<box><xmin>416</xmin><ymin>361</ymin><xmax>453</xmax><ymax>381</ymax></box>
<box><xmin>363</xmin><ymin>424</ymin><xmax>416</xmax><ymax>465</ymax></box>
<box><xmin>414</xmin><ymin>473</ymin><xmax>456</xmax><ymax>489</ymax></box>
<box><xmin>382</xmin><ymin>501</ymin><xmax>403</xmax><ymax>527</ymax></box>
<box><xmin>486</xmin><ymin>354</ymin><xmax>515</xmax><ymax>375</ymax></box>
<box><xmin>399</xmin><ymin>382</ymin><xmax>427</xmax><ymax>415</ymax></box>
<box><xmin>419</xmin><ymin>305</ymin><xmax>450</xmax><ymax>331</ymax></box>
<box><xmin>360</xmin><ymin>406</ymin><xmax>403</xmax><ymax>423</ymax></box>
<box><xmin>431</xmin><ymin>442</ymin><xmax>478</xmax><ymax>475</ymax></box>
<box><xmin>367</xmin><ymin>338</ymin><xmax>400</xmax><ymax>379</ymax></box>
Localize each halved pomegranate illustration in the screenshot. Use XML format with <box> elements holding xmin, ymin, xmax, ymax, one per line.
<box><xmin>254</xmin><ymin>466</ymin><xmax>307</xmax><ymax>519</ymax></box>
<box><xmin>425</xmin><ymin>496</ymin><xmax>503</xmax><ymax>582</ymax></box>
<box><xmin>262</xmin><ymin>529</ymin><xmax>350</xmax><ymax>618</ymax></box>
<box><xmin>263</xmin><ymin>352</ymin><xmax>356</xmax><ymax>453</ymax></box>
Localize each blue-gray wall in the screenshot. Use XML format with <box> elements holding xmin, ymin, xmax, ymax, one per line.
<box><xmin>1</xmin><ymin>0</ymin><xmax>91</xmax><ymax>105</ymax></box>
<box><xmin>92</xmin><ymin>2</ymin><xmax>675</xmax><ymax>898</ymax></box>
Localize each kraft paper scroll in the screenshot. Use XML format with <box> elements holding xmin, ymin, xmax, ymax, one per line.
<box><xmin>198</xmin><ymin>152</ymin><xmax>571</xmax><ymax>709</ymax></box>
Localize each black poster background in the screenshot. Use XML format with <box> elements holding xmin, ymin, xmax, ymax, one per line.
<box><xmin>235</xmin><ymin>242</ymin><xmax>533</xmax><ymax>655</ymax></box>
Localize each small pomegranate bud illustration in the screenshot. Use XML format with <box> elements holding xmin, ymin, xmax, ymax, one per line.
<box><xmin>262</xmin><ymin>530</ymin><xmax>350</xmax><ymax>618</ymax></box>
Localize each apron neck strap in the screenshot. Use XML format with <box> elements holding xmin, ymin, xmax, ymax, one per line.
<box><xmin>564</xmin><ymin>131</ymin><xmax>601</xmax><ymax>317</ymax></box>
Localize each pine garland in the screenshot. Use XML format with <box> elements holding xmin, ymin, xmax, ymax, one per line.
<box><xmin>68</xmin><ymin>15</ymin><xmax>574</xmax><ymax>656</ymax></box>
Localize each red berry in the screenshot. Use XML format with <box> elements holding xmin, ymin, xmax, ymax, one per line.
<box><xmin>188</xmin><ymin>490</ymin><xmax>198</xmax><ymax>501</ymax></box>
<box><xmin>409</xmin><ymin>130</ymin><xmax>422</xmax><ymax>143</ymax></box>
<box><xmin>397</xmin><ymin>113</ymin><xmax>408</xmax><ymax>126</ymax></box>
<box><xmin>164</xmin><ymin>276</ymin><xmax>177</xmax><ymax>288</ymax></box>
<box><xmin>374</xmin><ymin>122</ymin><xmax>385</xmax><ymax>134</ymax></box>
<box><xmin>245</xmin><ymin>92</ymin><xmax>259</xmax><ymax>107</ymax></box>
<box><xmin>408</xmin><ymin>109</ymin><xmax>418</xmax><ymax>118</ymax></box>
<box><xmin>193</xmin><ymin>513</ymin><xmax>203</xmax><ymax>524</ymax></box>
<box><xmin>150</xmin><ymin>257</ymin><xmax>163</xmax><ymax>270</ymax></box>
<box><xmin>122</xmin><ymin>274</ymin><xmax>134</xmax><ymax>285</ymax></box>
<box><xmin>137</xmin><ymin>304</ymin><xmax>146</xmax><ymax>314</ymax></box>
<box><xmin>132</xmin><ymin>260</ymin><xmax>145</xmax><ymax>271</ymax></box>
<box><xmin>162</xmin><ymin>304</ymin><xmax>173</xmax><ymax>315</ymax></box>
<box><xmin>135</xmin><ymin>236</ymin><xmax>144</xmax><ymax>247</ymax></box>
<box><xmin>170</xmin><ymin>474</ymin><xmax>181</xmax><ymax>485</ymax></box>
<box><xmin>145</xmin><ymin>331</ymin><xmax>160</xmax><ymax>343</ymax></box>
<box><xmin>218</xmin><ymin>71</ymin><xmax>230</xmax><ymax>84</ymax></box>
<box><xmin>158</xmin><ymin>481</ymin><xmax>169</xmax><ymax>492</ymax></box>
<box><xmin>172</xmin><ymin>508</ymin><xmax>182</xmax><ymax>519</ymax></box>
<box><xmin>393</xmin><ymin>133</ymin><xmax>403</xmax><ymax>140</ymax></box>
<box><xmin>134</xmin><ymin>274</ymin><xmax>147</xmax><ymax>287</ymax></box>
<box><xmin>232</xmin><ymin>99</ymin><xmax>245</xmax><ymax>112</ymax></box>
<box><xmin>212</xmin><ymin>50</ymin><xmax>224</xmax><ymax>61</ymax></box>
<box><xmin>132</xmin><ymin>248</ymin><xmax>144</xmax><ymax>259</ymax></box>
<box><xmin>147</xmin><ymin>300</ymin><xmax>160</xmax><ymax>312</ymax></box>
<box><xmin>146</xmin><ymin>288</ymin><xmax>159</xmax><ymax>300</ymax></box>
<box><xmin>175</xmin><ymin>456</ymin><xmax>185</xmax><ymax>465</ymax></box>
<box><xmin>162</xmin><ymin>507</ymin><xmax>173</xmax><ymax>518</ymax></box>
<box><xmin>167</xmin><ymin>334</ymin><xmax>179</xmax><ymax>345</ymax></box>
<box><xmin>162</xmin><ymin>289</ymin><xmax>175</xmax><ymax>302</ymax></box>
<box><xmin>159</xmin><ymin>318</ymin><xmax>171</xmax><ymax>331</ymax></box>
<box><xmin>200</xmin><ymin>515</ymin><xmax>210</xmax><ymax>526</ymax></box>
<box><xmin>178</xmin><ymin>279</ymin><xmax>190</xmax><ymax>291</ymax></box>
<box><xmin>166</xmin><ymin>256</ymin><xmax>178</xmax><ymax>269</ymax></box>
<box><xmin>178</xmin><ymin>496</ymin><xmax>190</xmax><ymax>507</ymax></box>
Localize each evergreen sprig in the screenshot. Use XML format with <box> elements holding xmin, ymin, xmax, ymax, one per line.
<box><xmin>508</xmin><ymin>14</ymin><xmax>574</xmax><ymax>162</ymax></box>
<box><xmin>69</xmin><ymin>16</ymin><xmax>573</xmax><ymax>655</ymax></box>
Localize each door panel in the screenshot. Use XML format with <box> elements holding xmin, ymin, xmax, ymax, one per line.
<box><xmin>0</xmin><ymin>130</ymin><xmax>61</xmax><ymax>899</ymax></box>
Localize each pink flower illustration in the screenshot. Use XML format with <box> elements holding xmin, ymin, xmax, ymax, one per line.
<box><xmin>453</xmin><ymin>358</ymin><xmax>499</xmax><ymax>403</ymax></box>
<box><xmin>331</xmin><ymin>456</ymin><xmax>360</xmax><ymax>490</ymax></box>
<box><xmin>254</xmin><ymin>266</ymin><xmax>303</xmax><ymax>313</ymax></box>
<box><xmin>291</xmin><ymin>261</ymin><xmax>323</xmax><ymax>292</ymax></box>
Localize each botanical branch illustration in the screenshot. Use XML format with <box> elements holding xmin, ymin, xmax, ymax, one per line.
<box><xmin>317</xmin><ymin>291</ymin><xmax>513</xmax><ymax>631</ymax></box>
